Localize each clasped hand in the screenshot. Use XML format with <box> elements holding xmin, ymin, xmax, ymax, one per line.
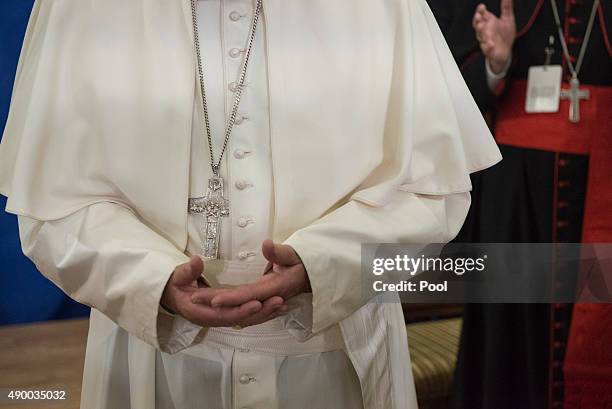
<box><xmin>161</xmin><ymin>239</ymin><xmax>310</xmax><ymax>328</ymax></box>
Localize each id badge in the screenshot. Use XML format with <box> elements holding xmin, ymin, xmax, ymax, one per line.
<box><xmin>525</xmin><ymin>65</ymin><xmax>562</xmax><ymax>113</ymax></box>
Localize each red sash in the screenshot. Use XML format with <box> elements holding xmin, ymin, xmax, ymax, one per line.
<box><xmin>495</xmin><ymin>80</ymin><xmax>612</xmax><ymax>408</ymax></box>
<box><xmin>495</xmin><ymin>79</ymin><xmax>612</xmax><ymax>242</ymax></box>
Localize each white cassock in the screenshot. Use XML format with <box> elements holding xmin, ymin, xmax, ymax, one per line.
<box><xmin>0</xmin><ymin>0</ymin><xmax>502</xmax><ymax>408</ymax></box>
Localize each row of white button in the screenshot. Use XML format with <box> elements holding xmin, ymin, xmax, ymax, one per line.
<box><xmin>227</xmin><ymin>7</ymin><xmax>260</xmax><ymax>265</ymax></box>
<box><xmin>239</xmin><ymin>370</ymin><xmax>256</xmax><ymax>409</ymax></box>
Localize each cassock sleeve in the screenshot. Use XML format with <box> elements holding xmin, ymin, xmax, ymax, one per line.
<box><xmin>17</xmin><ymin>202</ymin><xmax>204</xmax><ymax>354</ymax></box>
<box><xmin>283</xmin><ymin>0</ymin><xmax>501</xmax><ymax>336</ymax></box>
<box><xmin>458</xmin><ymin>54</ymin><xmax>500</xmax><ymax>111</ymax></box>
<box><xmin>284</xmin><ymin>192</ymin><xmax>471</xmax><ymax>335</ymax></box>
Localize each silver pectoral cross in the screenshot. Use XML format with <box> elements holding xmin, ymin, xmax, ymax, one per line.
<box><xmin>560</xmin><ymin>75</ymin><xmax>590</xmax><ymax>123</ymax></box>
<box><xmin>188</xmin><ymin>177</ymin><xmax>230</xmax><ymax>260</ymax></box>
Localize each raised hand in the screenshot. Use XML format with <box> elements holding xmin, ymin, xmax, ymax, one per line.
<box><xmin>473</xmin><ymin>0</ymin><xmax>516</xmax><ymax>74</ymax></box>
<box><xmin>161</xmin><ymin>255</ymin><xmax>285</xmax><ymax>328</ymax></box>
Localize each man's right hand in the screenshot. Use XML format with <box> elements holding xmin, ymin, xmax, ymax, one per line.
<box><xmin>161</xmin><ymin>256</ymin><xmax>287</xmax><ymax>328</ymax></box>
<box><xmin>473</xmin><ymin>0</ymin><xmax>516</xmax><ymax>74</ymax></box>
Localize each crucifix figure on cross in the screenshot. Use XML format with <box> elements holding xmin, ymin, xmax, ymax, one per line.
<box><xmin>560</xmin><ymin>74</ymin><xmax>590</xmax><ymax>123</ymax></box>
<box><xmin>188</xmin><ymin>176</ymin><xmax>230</xmax><ymax>260</ymax></box>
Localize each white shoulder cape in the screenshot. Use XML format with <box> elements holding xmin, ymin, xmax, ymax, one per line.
<box><xmin>0</xmin><ymin>1</ymin><xmax>501</xmax><ymax>408</ymax></box>
<box><xmin>0</xmin><ymin>0</ymin><xmax>500</xmax><ymax>249</ymax></box>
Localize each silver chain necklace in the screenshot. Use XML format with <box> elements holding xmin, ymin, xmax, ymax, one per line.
<box><xmin>190</xmin><ymin>0</ymin><xmax>263</xmax><ymax>176</ymax></box>
<box><xmin>188</xmin><ymin>0</ymin><xmax>263</xmax><ymax>259</ymax></box>
<box><xmin>550</xmin><ymin>0</ymin><xmax>599</xmax><ymax>122</ymax></box>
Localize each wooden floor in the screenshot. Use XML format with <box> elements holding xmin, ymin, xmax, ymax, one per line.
<box><xmin>0</xmin><ymin>318</ymin><xmax>88</xmax><ymax>409</ymax></box>
<box><xmin>0</xmin><ymin>317</ymin><xmax>461</xmax><ymax>409</ymax></box>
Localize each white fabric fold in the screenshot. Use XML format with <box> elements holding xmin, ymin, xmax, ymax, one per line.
<box><xmin>3</xmin><ymin>1</ymin><xmax>503</xmax><ymax>408</ymax></box>
<box><xmin>17</xmin><ymin>202</ymin><xmax>190</xmax><ymax>351</ymax></box>
<box><xmin>351</xmin><ymin>0</ymin><xmax>502</xmax><ymax>206</ymax></box>
<box><xmin>0</xmin><ymin>0</ymin><xmax>501</xmax><ymax>247</ymax></box>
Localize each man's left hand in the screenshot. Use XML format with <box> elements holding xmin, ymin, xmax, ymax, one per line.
<box><xmin>191</xmin><ymin>239</ymin><xmax>311</xmax><ymax>313</ymax></box>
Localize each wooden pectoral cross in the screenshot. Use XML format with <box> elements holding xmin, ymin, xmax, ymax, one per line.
<box><xmin>188</xmin><ymin>177</ymin><xmax>230</xmax><ymax>260</ymax></box>
<box><xmin>560</xmin><ymin>76</ymin><xmax>590</xmax><ymax>123</ymax></box>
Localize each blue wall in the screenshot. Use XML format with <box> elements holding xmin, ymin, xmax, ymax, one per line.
<box><xmin>0</xmin><ymin>1</ymin><xmax>90</xmax><ymax>325</ymax></box>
